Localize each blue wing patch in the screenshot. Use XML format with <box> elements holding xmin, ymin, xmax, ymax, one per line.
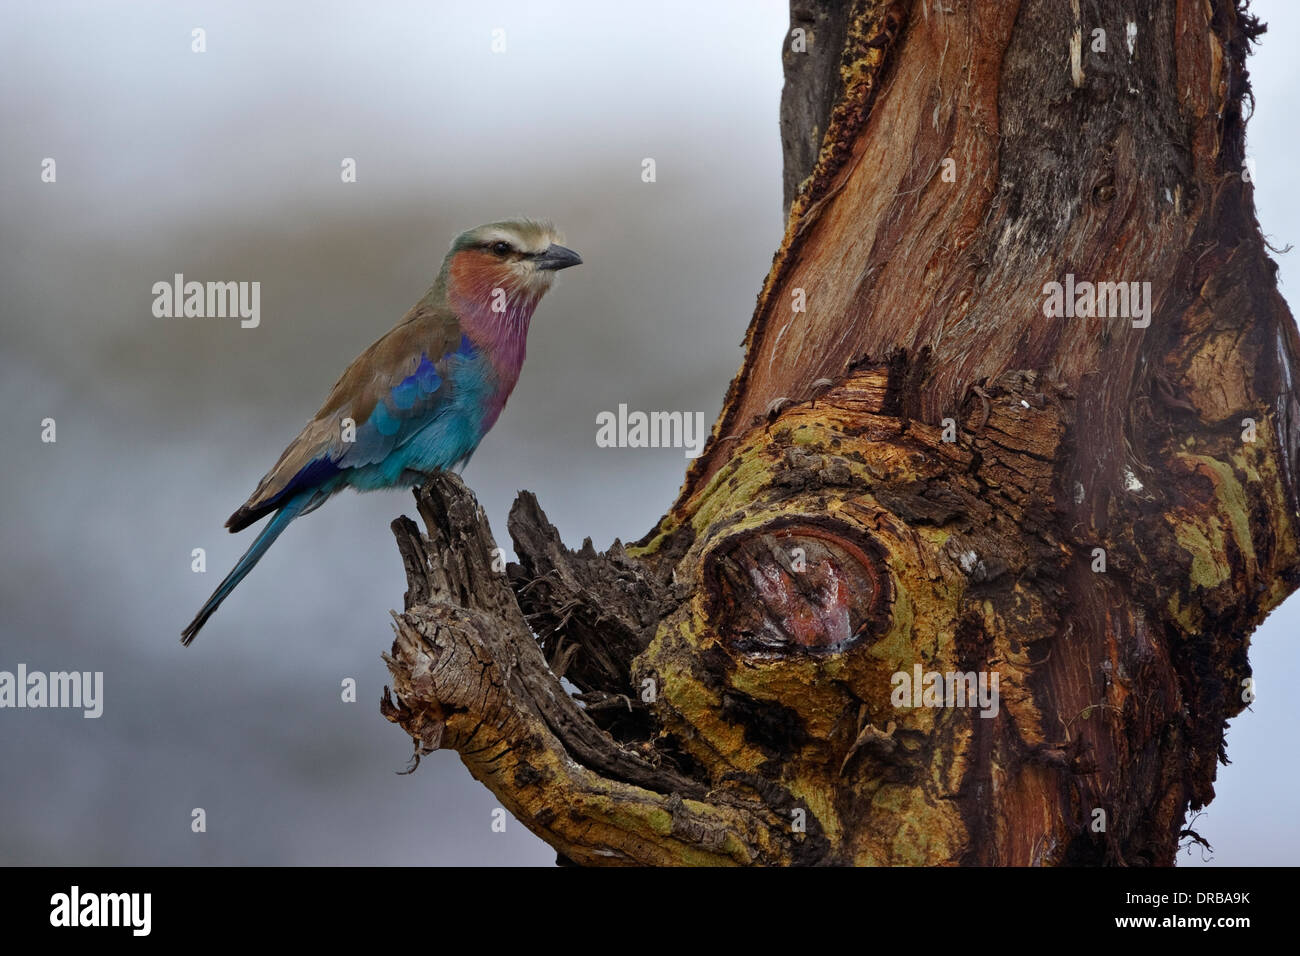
<box><xmin>341</xmin><ymin>349</ymin><xmax>467</xmax><ymax>468</ymax></box>
<box><xmin>391</xmin><ymin>354</ymin><xmax>443</xmax><ymax>410</ymax></box>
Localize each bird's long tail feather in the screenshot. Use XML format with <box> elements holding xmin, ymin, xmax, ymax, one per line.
<box><xmin>181</xmin><ymin>490</ymin><xmax>319</xmax><ymax>646</ymax></box>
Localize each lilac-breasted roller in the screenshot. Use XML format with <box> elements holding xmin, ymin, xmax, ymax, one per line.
<box><xmin>181</xmin><ymin>219</ymin><xmax>581</xmax><ymax>645</ymax></box>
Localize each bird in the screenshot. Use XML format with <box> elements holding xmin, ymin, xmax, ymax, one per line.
<box><xmin>181</xmin><ymin>218</ymin><xmax>582</xmax><ymax>645</ymax></box>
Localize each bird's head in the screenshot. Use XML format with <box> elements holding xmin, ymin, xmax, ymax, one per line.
<box><xmin>441</xmin><ymin>219</ymin><xmax>582</xmax><ymax>316</ymax></box>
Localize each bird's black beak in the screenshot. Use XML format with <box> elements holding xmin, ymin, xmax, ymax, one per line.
<box><xmin>533</xmin><ymin>243</ymin><xmax>583</xmax><ymax>271</ymax></box>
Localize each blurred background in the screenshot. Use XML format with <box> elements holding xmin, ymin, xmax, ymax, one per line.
<box><xmin>0</xmin><ymin>0</ymin><xmax>1295</xmax><ymax>865</ymax></box>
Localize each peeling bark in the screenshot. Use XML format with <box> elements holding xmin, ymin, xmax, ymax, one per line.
<box><xmin>382</xmin><ymin>0</ymin><xmax>1299</xmax><ymax>866</ymax></box>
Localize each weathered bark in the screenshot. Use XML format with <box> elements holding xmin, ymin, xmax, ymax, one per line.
<box><xmin>383</xmin><ymin>0</ymin><xmax>1300</xmax><ymax>865</ymax></box>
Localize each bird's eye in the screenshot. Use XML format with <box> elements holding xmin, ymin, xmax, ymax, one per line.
<box><xmin>490</xmin><ymin>241</ymin><xmax>513</xmax><ymax>256</ymax></box>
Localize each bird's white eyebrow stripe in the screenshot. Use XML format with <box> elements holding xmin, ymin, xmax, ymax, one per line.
<box><xmin>476</xmin><ymin>227</ymin><xmax>554</xmax><ymax>255</ymax></box>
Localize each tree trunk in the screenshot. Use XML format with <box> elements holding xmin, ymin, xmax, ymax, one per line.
<box><xmin>381</xmin><ymin>0</ymin><xmax>1300</xmax><ymax>866</ymax></box>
